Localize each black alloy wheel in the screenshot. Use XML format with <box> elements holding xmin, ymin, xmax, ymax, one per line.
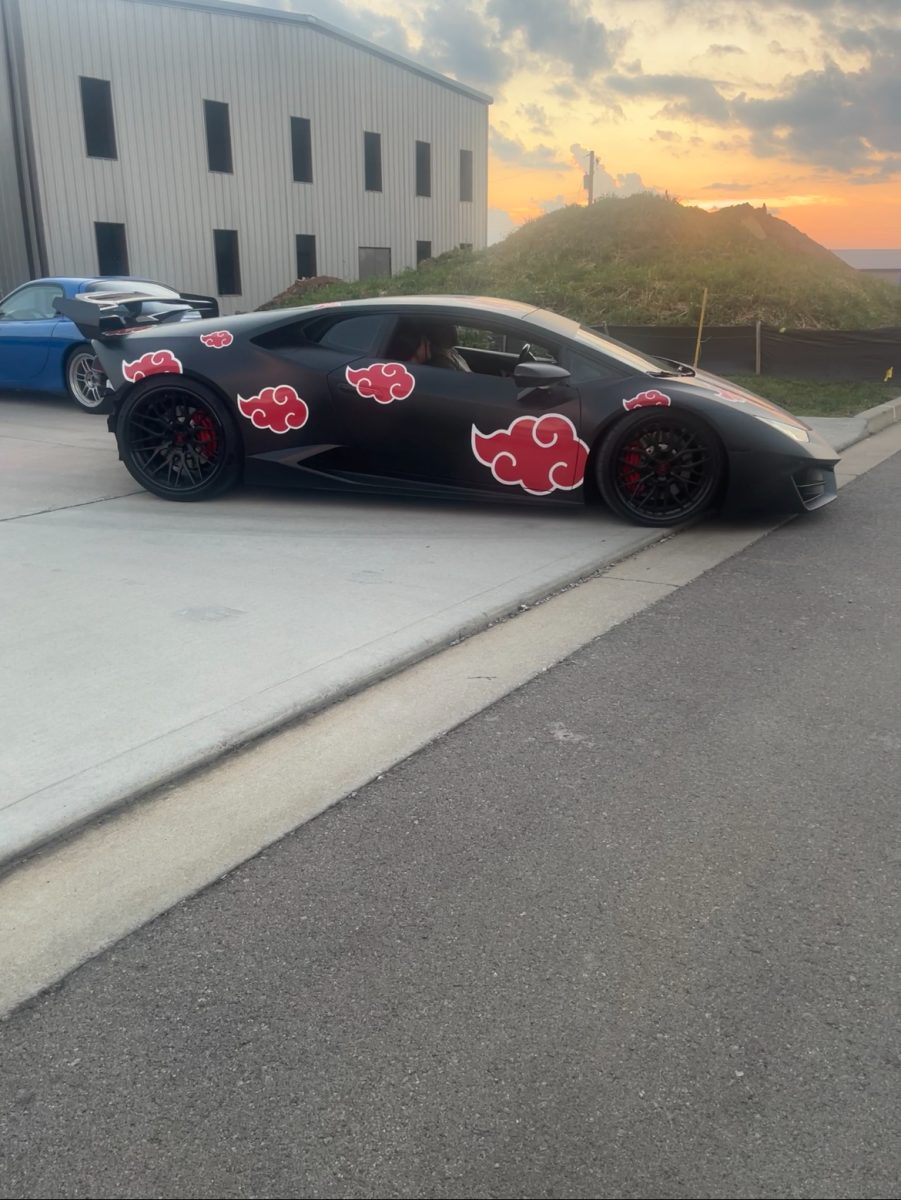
<box><xmin>597</xmin><ymin>409</ymin><xmax>725</xmax><ymax>527</ymax></box>
<box><xmin>117</xmin><ymin>380</ymin><xmax>242</xmax><ymax>501</ymax></box>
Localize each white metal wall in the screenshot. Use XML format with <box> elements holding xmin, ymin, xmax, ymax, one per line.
<box><xmin>16</xmin><ymin>0</ymin><xmax>489</xmax><ymax>312</ymax></box>
<box><xmin>0</xmin><ymin>1</ymin><xmax>31</xmax><ymax>295</ymax></box>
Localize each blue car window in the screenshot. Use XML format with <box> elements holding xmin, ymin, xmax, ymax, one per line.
<box><xmin>0</xmin><ymin>283</ymin><xmax>64</xmax><ymax>321</ymax></box>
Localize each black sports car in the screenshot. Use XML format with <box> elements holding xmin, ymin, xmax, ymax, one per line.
<box><xmin>57</xmin><ymin>293</ymin><xmax>839</xmax><ymax>527</ymax></box>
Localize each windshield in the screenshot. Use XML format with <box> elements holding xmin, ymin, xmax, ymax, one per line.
<box><xmin>525</xmin><ymin>308</ymin><xmax>669</xmax><ymax>375</ymax></box>
<box><xmin>571</xmin><ymin>324</ymin><xmax>675</xmax><ymax>374</ymax></box>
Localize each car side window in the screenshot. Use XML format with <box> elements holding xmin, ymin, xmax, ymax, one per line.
<box><xmin>310</xmin><ymin>315</ymin><xmax>395</xmax><ymax>354</ymax></box>
<box><xmin>450</xmin><ymin>321</ymin><xmax>564</xmax><ymax>377</ymax></box>
<box><xmin>251</xmin><ymin>313</ymin><xmax>395</xmax><ymax>355</ymax></box>
<box><xmin>561</xmin><ymin>348</ymin><xmax>624</xmax><ymax>384</ymax></box>
<box><xmin>0</xmin><ymin>284</ymin><xmax>63</xmax><ymax>321</ymax></box>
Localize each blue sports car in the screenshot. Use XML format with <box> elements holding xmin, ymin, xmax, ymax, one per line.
<box><xmin>0</xmin><ymin>277</ymin><xmax>217</xmax><ymax>411</ymax></box>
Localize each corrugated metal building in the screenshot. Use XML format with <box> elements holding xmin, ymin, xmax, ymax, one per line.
<box><xmin>0</xmin><ymin>0</ymin><xmax>490</xmax><ymax>310</ymax></box>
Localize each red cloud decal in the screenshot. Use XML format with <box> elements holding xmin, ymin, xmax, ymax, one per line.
<box><xmin>122</xmin><ymin>349</ymin><xmax>183</xmax><ymax>382</ymax></box>
<box><xmin>622</xmin><ymin>388</ymin><xmax>671</xmax><ymax>411</ymax></box>
<box><xmin>345</xmin><ymin>362</ymin><xmax>415</xmax><ymax>404</ymax></box>
<box><xmin>237</xmin><ymin>385</ymin><xmax>309</xmax><ymax>434</ymax></box>
<box><xmin>471</xmin><ymin>414</ymin><xmax>589</xmax><ymax>495</ymax></box>
<box><xmin>200</xmin><ymin>330</ymin><xmax>233</xmax><ymax>349</ymax></box>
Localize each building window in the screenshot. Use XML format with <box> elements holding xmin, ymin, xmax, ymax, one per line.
<box><xmin>291</xmin><ymin>117</ymin><xmax>312</xmax><ymax>183</ymax></box>
<box><xmin>364</xmin><ymin>131</ymin><xmax>382</xmax><ymax>192</ymax></box>
<box><xmin>459</xmin><ymin>243</ymin><xmax>473</xmax><ymax>251</ymax></box>
<box><xmin>80</xmin><ymin>77</ymin><xmax>117</xmax><ymax>160</ymax></box>
<box><xmin>204</xmin><ymin>100</ymin><xmax>233</xmax><ymax>173</ymax></box>
<box><xmin>358</xmin><ymin>246</ymin><xmax>391</xmax><ymax>280</ymax></box>
<box><xmin>95</xmin><ymin>222</ymin><xmax>129</xmax><ymax>275</ymax></box>
<box><xmin>460</xmin><ymin>149</ymin><xmax>473</xmax><ymax>202</ymax></box>
<box><xmin>296</xmin><ymin>234</ymin><xmax>317</xmax><ymax>279</ymax></box>
<box><xmin>416</xmin><ymin>240</ymin><xmax>431</xmax><ymax>266</ymax></box>
<box><xmin>415</xmin><ymin>140</ymin><xmax>431</xmax><ymax>197</ymax></box>
<box><xmin>213</xmin><ymin>229</ymin><xmax>241</xmax><ymax>294</ymax></box>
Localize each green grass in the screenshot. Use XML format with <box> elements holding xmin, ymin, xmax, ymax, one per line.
<box><xmin>263</xmin><ymin>194</ymin><xmax>901</xmax><ymax>330</ymax></box>
<box><xmin>726</xmin><ymin>376</ymin><xmax>896</xmax><ymax>417</ymax></box>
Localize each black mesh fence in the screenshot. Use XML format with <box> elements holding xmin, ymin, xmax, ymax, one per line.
<box><xmin>594</xmin><ymin>324</ymin><xmax>901</xmax><ymax>381</ymax></box>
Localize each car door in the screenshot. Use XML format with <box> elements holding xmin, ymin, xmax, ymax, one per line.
<box><xmin>328</xmin><ymin>314</ymin><xmax>585</xmax><ymax>500</ymax></box>
<box><xmin>0</xmin><ymin>282</ymin><xmax>65</xmax><ymax>385</ymax></box>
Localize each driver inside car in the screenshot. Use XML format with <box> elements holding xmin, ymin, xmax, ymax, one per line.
<box><xmin>423</xmin><ymin>321</ymin><xmax>471</xmax><ymax>372</ymax></box>
<box><xmin>389</xmin><ymin>320</ymin><xmax>472</xmax><ymax>371</ymax></box>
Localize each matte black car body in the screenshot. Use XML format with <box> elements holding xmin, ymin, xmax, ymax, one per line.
<box><xmin>62</xmin><ymin>294</ymin><xmax>840</xmax><ymax>526</ymax></box>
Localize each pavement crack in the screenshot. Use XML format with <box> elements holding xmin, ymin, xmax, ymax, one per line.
<box><xmin>0</xmin><ymin>492</ymin><xmax>143</xmax><ymax>522</ymax></box>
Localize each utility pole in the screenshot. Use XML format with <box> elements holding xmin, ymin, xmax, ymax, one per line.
<box><xmin>587</xmin><ymin>149</ymin><xmax>595</xmax><ymax>205</ymax></box>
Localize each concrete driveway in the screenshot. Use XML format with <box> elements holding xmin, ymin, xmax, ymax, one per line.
<box><xmin>1</xmin><ymin>394</ymin><xmax>664</xmax><ymax>864</ymax></box>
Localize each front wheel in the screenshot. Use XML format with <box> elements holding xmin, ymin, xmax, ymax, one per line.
<box><xmin>66</xmin><ymin>347</ymin><xmax>109</xmax><ymax>412</ymax></box>
<box><xmin>596</xmin><ymin>409</ymin><xmax>725</xmax><ymax>527</ymax></box>
<box><xmin>117</xmin><ymin>378</ymin><xmax>242</xmax><ymax>501</ymax></box>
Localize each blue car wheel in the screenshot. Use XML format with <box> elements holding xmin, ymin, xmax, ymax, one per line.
<box><xmin>66</xmin><ymin>346</ymin><xmax>109</xmax><ymax>412</ymax></box>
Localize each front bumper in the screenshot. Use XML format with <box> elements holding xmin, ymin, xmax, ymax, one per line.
<box><xmin>723</xmin><ymin>427</ymin><xmax>840</xmax><ymax>515</ymax></box>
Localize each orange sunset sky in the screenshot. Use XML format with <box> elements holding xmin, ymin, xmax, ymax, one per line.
<box><xmin>233</xmin><ymin>0</ymin><xmax>900</xmax><ymax>249</ymax></box>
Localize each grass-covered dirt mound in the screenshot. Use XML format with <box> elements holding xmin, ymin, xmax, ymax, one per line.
<box><xmin>262</xmin><ymin>194</ymin><xmax>901</xmax><ymax>330</ymax></box>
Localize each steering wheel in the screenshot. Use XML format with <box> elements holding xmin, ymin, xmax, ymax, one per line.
<box><xmin>515</xmin><ymin>343</ymin><xmax>537</xmax><ymax>366</ymax></box>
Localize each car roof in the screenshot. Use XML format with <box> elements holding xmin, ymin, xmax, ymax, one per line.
<box><xmin>294</xmin><ymin>295</ymin><xmax>543</xmax><ymax>320</ymax></box>
<box><xmin>21</xmin><ymin>276</ymin><xmax>175</xmax><ymax>290</ymax></box>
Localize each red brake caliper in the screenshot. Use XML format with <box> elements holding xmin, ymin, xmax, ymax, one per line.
<box><xmin>190</xmin><ymin>409</ymin><xmax>219</xmax><ymax>461</ymax></box>
<box><xmin>620</xmin><ymin>440</ymin><xmax>644</xmax><ymax>493</ymax></box>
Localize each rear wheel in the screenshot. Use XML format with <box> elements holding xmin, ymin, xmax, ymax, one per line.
<box><xmin>597</xmin><ymin>409</ymin><xmax>725</xmax><ymax>526</ymax></box>
<box><xmin>66</xmin><ymin>346</ymin><xmax>109</xmax><ymax>412</ymax></box>
<box><xmin>117</xmin><ymin>379</ymin><xmax>242</xmax><ymax>501</ymax></box>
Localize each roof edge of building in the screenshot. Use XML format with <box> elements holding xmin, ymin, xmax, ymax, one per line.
<box><xmin>120</xmin><ymin>0</ymin><xmax>493</xmax><ymax>104</ymax></box>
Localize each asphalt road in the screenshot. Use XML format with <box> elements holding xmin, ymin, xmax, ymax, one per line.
<box><xmin>2</xmin><ymin>453</ymin><xmax>900</xmax><ymax>1200</ymax></box>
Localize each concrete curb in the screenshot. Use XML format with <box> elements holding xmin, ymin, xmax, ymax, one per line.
<box><xmin>860</xmin><ymin>395</ymin><xmax>901</xmax><ymax>434</ymax></box>
<box><xmin>4</xmin><ymin>396</ymin><xmax>900</xmax><ymax>872</ymax></box>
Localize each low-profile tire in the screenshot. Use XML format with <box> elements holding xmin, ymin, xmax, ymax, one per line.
<box><xmin>117</xmin><ymin>377</ymin><xmax>242</xmax><ymax>502</ymax></box>
<box><xmin>66</xmin><ymin>346</ymin><xmax>110</xmax><ymax>412</ymax></box>
<box><xmin>596</xmin><ymin>408</ymin><xmax>725</xmax><ymax>527</ymax></box>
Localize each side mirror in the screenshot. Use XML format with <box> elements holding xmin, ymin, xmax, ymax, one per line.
<box><xmin>513</xmin><ymin>361</ymin><xmax>571</xmax><ymax>388</ymax></box>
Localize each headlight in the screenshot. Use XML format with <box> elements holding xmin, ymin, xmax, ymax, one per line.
<box><xmin>757</xmin><ymin>415</ymin><xmax>810</xmax><ymax>443</ymax></box>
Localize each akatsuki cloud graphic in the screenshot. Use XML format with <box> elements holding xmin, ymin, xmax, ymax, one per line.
<box><xmin>121</xmin><ymin>349</ymin><xmax>183</xmax><ymax>382</ymax></box>
<box><xmin>471</xmin><ymin>414</ymin><xmax>589</xmax><ymax>495</ymax></box>
<box><xmin>345</xmin><ymin>362</ymin><xmax>415</xmax><ymax>404</ymax></box>
<box><xmin>200</xmin><ymin>330</ymin><xmax>233</xmax><ymax>349</ymax></box>
<box><xmin>622</xmin><ymin>388</ymin><xmax>671</xmax><ymax>411</ymax></box>
<box><xmin>237</xmin><ymin>385</ymin><xmax>309</xmax><ymax>434</ymax></box>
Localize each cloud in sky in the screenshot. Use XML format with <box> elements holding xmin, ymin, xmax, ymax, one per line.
<box><xmin>735</xmin><ymin>55</ymin><xmax>901</xmax><ymax>176</ymax></box>
<box><xmin>492</xmin><ymin>130</ymin><xmax>569</xmax><ymax>171</ymax></box>
<box><xmin>606</xmin><ymin>72</ymin><xmax>732</xmax><ymax>123</ymax></box>
<box><xmin>571</xmin><ymin>144</ymin><xmax>659</xmax><ymax>197</ymax></box>
<box><xmin>417</xmin><ymin>1</ymin><xmax>515</xmax><ymax>88</ymax></box>
<box><xmin>702</xmin><ymin>181</ymin><xmax>754</xmax><ymax>191</ymax></box>
<box><xmin>517</xmin><ymin>103</ymin><xmax>553</xmax><ymax>136</ymax></box>
<box><xmin>485</xmin><ymin>0</ymin><xmax>627</xmax><ymax>78</ymax></box>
